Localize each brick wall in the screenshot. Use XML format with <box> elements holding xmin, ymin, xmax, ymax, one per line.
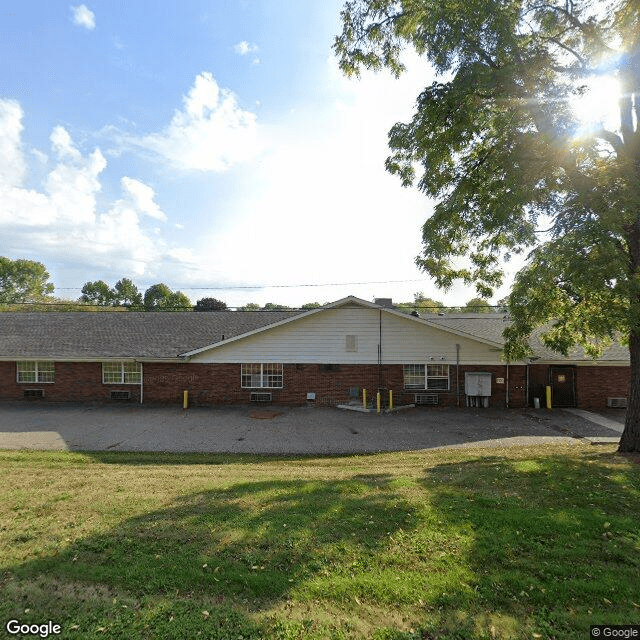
<box><xmin>0</xmin><ymin>360</ymin><xmax>627</xmax><ymax>410</ymax></box>
<box><xmin>575</xmin><ymin>366</ymin><xmax>629</xmax><ymax>410</ymax></box>
<box><xmin>0</xmin><ymin>361</ymin><xmax>140</xmax><ymax>403</ymax></box>
<box><xmin>391</xmin><ymin>364</ymin><xmax>527</xmax><ymax>409</ymax></box>
<box><xmin>146</xmin><ymin>363</ymin><xmax>524</xmax><ymax>408</ymax></box>
<box><xmin>142</xmin><ymin>363</ymin><xmax>405</xmax><ymax>407</ymax></box>
<box><xmin>528</xmin><ymin>363</ymin><xmax>630</xmax><ymax>409</ymax></box>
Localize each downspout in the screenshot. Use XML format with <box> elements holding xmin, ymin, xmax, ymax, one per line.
<box><xmin>505</xmin><ymin>361</ymin><xmax>509</xmax><ymax>408</ymax></box>
<box><xmin>526</xmin><ymin>363</ymin><xmax>529</xmax><ymax>409</ymax></box>
<box><xmin>456</xmin><ymin>343</ymin><xmax>460</xmax><ymax>407</ymax></box>
<box><xmin>140</xmin><ymin>362</ymin><xmax>144</xmax><ymax>405</ymax></box>
<box><xmin>378</xmin><ymin>309</ymin><xmax>383</xmax><ymax>390</ymax></box>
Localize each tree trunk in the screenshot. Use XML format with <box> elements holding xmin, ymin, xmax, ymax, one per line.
<box><xmin>619</xmin><ymin>223</ymin><xmax>640</xmax><ymax>453</ymax></box>
<box><xmin>619</xmin><ymin>330</ymin><xmax>640</xmax><ymax>452</ymax></box>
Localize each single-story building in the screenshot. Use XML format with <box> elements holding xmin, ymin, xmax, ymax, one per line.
<box><xmin>0</xmin><ymin>296</ymin><xmax>630</xmax><ymax>410</ymax></box>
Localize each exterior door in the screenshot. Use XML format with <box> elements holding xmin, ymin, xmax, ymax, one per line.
<box><xmin>550</xmin><ymin>367</ymin><xmax>576</xmax><ymax>407</ymax></box>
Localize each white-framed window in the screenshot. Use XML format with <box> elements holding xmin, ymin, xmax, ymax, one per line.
<box><xmin>241</xmin><ymin>363</ymin><xmax>283</xmax><ymax>388</ymax></box>
<box><xmin>17</xmin><ymin>361</ymin><xmax>55</xmax><ymax>383</ymax></box>
<box><xmin>102</xmin><ymin>361</ymin><xmax>142</xmax><ymax>384</ymax></box>
<box><xmin>345</xmin><ymin>335</ymin><xmax>358</xmax><ymax>352</ymax></box>
<box><xmin>403</xmin><ymin>364</ymin><xmax>425</xmax><ymax>389</ymax></box>
<box><xmin>403</xmin><ymin>364</ymin><xmax>450</xmax><ymax>390</ymax></box>
<box><xmin>427</xmin><ymin>364</ymin><xmax>449</xmax><ymax>390</ymax></box>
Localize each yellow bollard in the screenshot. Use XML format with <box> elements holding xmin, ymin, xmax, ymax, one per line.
<box><xmin>389</xmin><ymin>389</ymin><xmax>393</xmax><ymax>411</ymax></box>
<box><xmin>545</xmin><ymin>385</ymin><xmax>552</xmax><ymax>409</ymax></box>
<box><xmin>363</xmin><ymin>389</ymin><xmax>367</xmax><ymax>409</ymax></box>
<box><xmin>183</xmin><ymin>390</ymin><xmax>188</xmax><ymax>410</ymax></box>
<box><xmin>376</xmin><ymin>391</ymin><xmax>381</xmax><ymax>414</ymax></box>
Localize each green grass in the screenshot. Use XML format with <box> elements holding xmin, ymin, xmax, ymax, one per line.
<box><xmin>1</xmin><ymin>444</ymin><xmax>639</xmax><ymax>639</ymax></box>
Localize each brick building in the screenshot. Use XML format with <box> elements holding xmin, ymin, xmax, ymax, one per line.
<box><xmin>0</xmin><ymin>296</ymin><xmax>630</xmax><ymax>410</ymax></box>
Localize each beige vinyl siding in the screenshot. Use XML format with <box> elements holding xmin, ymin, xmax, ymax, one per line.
<box><xmin>190</xmin><ymin>306</ymin><xmax>503</xmax><ymax>365</ymax></box>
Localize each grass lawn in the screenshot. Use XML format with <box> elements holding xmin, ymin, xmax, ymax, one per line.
<box><xmin>1</xmin><ymin>443</ymin><xmax>639</xmax><ymax>639</ymax></box>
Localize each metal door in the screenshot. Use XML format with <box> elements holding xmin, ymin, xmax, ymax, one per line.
<box><xmin>550</xmin><ymin>367</ymin><xmax>576</xmax><ymax>407</ymax></box>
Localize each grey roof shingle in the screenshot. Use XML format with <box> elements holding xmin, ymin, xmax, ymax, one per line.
<box><xmin>0</xmin><ymin>306</ymin><xmax>630</xmax><ymax>363</ymax></box>
<box><xmin>423</xmin><ymin>313</ymin><xmax>629</xmax><ymax>362</ymax></box>
<box><xmin>0</xmin><ymin>311</ymin><xmax>301</xmax><ymax>359</ymax></box>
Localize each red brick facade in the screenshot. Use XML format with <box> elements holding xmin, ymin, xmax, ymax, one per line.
<box><xmin>0</xmin><ymin>361</ymin><xmax>141</xmax><ymax>403</ymax></box>
<box><xmin>0</xmin><ymin>360</ymin><xmax>629</xmax><ymax>409</ymax></box>
<box><xmin>527</xmin><ymin>363</ymin><xmax>630</xmax><ymax>410</ymax></box>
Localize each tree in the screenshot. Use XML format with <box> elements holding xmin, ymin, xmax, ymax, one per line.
<box><xmin>463</xmin><ymin>297</ymin><xmax>493</xmax><ymax>314</ymax></box>
<box><xmin>194</xmin><ymin>297</ymin><xmax>228</xmax><ymax>311</ymax></box>
<box><xmin>262</xmin><ymin>302</ymin><xmax>293</xmax><ymax>311</ymax></box>
<box><xmin>143</xmin><ymin>284</ymin><xmax>191</xmax><ymax>311</ymax></box>
<box><xmin>413</xmin><ymin>292</ymin><xmax>445</xmax><ymax>314</ymax></box>
<box><xmin>79</xmin><ymin>281</ymin><xmax>115</xmax><ymax>306</ymax></box>
<box><xmin>335</xmin><ymin>0</ymin><xmax>640</xmax><ymax>451</ymax></box>
<box><xmin>113</xmin><ymin>278</ymin><xmax>143</xmax><ymax>309</ymax></box>
<box><xmin>301</xmin><ymin>302</ymin><xmax>322</xmax><ymax>310</ymax></box>
<box><xmin>0</xmin><ymin>257</ymin><xmax>54</xmax><ymax>304</ymax></box>
<box><xmin>238</xmin><ymin>303</ymin><xmax>261</xmax><ymax>311</ymax></box>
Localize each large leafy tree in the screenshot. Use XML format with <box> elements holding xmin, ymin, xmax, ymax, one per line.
<box><xmin>79</xmin><ymin>280</ymin><xmax>115</xmax><ymax>306</ymax></box>
<box><xmin>194</xmin><ymin>297</ymin><xmax>228</xmax><ymax>311</ymax></box>
<box><xmin>143</xmin><ymin>284</ymin><xmax>192</xmax><ymax>311</ymax></box>
<box><xmin>335</xmin><ymin>0</ymin><xmax>640</xmax><ymax>451</ymax></box>
<box><xmin>79</xmin><ymin>278</ymin><xmax>143</xmax><ymax>309</ymax></box>
<box><xmin>463</xmin><ymin>297</ymin><xmax>493</xmax><ymax>314</ymax></box>
<box><xmin>113</xmin><ymin>278</ymin><xmax>143</xmax><ymax>309</ymax></box>
<box><xmin>0</xmin><ymin>257</ymin><xmax>54</xmax><ymax>303</ymax></box>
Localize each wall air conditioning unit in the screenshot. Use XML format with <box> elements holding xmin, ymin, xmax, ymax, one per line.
<box><xmin>607</xmin><ymin>397</ymin><xmax>628</xmax><ymax>408</ymax></box>
<box><xmin>415</xmin><ymin>393</ymin><xmax>438</xmax><ymax>406</ymax></box>
<box><xmin>24</xmin><ymin>389</ymin><xmax>44</xmax><ymax>398</ymax></box>
<box><xmin>110</xmin><ymin>391</ymin><xmax>131</xmax><ymax>400</ymax></box>
<box><xmin>250</xmin><ymin>392</ymin><xmax>272</xmax><ymax>403</ymax></box>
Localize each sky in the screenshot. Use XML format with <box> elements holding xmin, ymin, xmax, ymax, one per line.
<box><xmin>0</xmin><ymin>0</ymin><xmax>522</xmax><ymax>308</ymax></box>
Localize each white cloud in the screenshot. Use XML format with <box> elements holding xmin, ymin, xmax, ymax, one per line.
<box><xmin>0</xmin><ymin>100</ymin><xmax>27</xmax><ymax>188</ymax></box>
<box><xmin>161</xmin><ymin>52</ymin><xmax>509</xmax><ymax>308</ymax></box>
<box><xmin>121</xmin><ymin>177</ymin><xmax>167</xmax><ymax>221</ymax></box>
<box><xmin>233</xmin><ymin>41</ymin><xmax>258</xmax><ymax>56</ymax></box>
<box><xmin>158</xmin><ymin>54</ymin><xmax>445</xmax><ymax>306</ymax></box>
<box><xmin>70</xmin><ymin>4</ymin><xmax>96</xmax><ymax>30</ymax></box>
<box><xmin>50</xmin><ymin>125</ymin><xmax>82</xmax><ymax>161</ymax></box>
<box><xmin>0</xmin><ymin>100</ymin><xmax>187</xmax><ymax>280</ymax></box>
<box><xmin>123</xmin><ymin>72</ymin><xmax>259</xmax><ymax>172</ymax></box>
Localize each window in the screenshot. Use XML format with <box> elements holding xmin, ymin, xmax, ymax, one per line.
<box><xmin>102</xmin><ymin>361</ymin><xmax>142</xmax><ymax>384</ymax></box>
<box><xmin>427</xmin><ymin>364</ymin><xmax>449</xmax><ymax>390</ymax></box>
<box><xmin>403</xmin><ymin>364</ymin><xmax>450</xmax><ymax>390</ymax></box>
<box><xmin>241</xmin><ymin>363</ymin><xmax>283</xmax><ymax>388</ymax></box>
<box><xmin>403</xmin><ymin>364</ymin><xmax>425</xmax><ymax>389</ymax></box>
<box><xmin>346</xmin><ymin>335</ymin><xmax>358</xmax><ymax>352</ymax></box>
<box><xmin>17</xmin><ymin>361</ymin><xmax>55</xmax><ymax>383</ymax></box>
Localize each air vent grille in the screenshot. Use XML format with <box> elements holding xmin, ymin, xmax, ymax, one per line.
<box><xmin>110</xmin><ymin>391</ymin><xmax>131</xmax><ymax>400</ymax></box>
<box><xmin>24</xmin><ymin>389</ymin><xmax>44</xmax><ymax>398</ymax></box>
<box><xmin>607</xmin><ymin>397</ymin><xmax>628</xmax><ymax>408</ymax></box>
<box><xmin>415</xmin><ymin>393</ymin><xmax>438</xmax><ymax>406</ymax></box>
<box><xmin>250</xmin><ymin>392</ymin><xmax>272</xmax><ymax>403</ymax></box>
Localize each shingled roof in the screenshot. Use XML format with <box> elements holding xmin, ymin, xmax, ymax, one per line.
<box><xmin>0</xmin><ymin>302</ymin><xmax>630</xmax><ymax>363</ymax></box>
<box><xmin>0</xmin><ymin>311</ymin><xmax>301</xmax><ymax>359</ymax></box>
<box><xmin>425</xmin><ymin>313</ymin><xmax>629</xmax><ymax>362</ymax></box>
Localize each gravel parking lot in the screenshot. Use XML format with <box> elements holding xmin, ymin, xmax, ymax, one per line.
<box><xmin>0</xmin><ymin>402</ymin><xmax>624</xmax><ymax>454</ymax></box>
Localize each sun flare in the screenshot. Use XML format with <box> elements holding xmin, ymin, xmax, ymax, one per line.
<box><xmin>570</xmin><ymin>74</ymin><xmax>621</xmax><ymax>132</ymax></box>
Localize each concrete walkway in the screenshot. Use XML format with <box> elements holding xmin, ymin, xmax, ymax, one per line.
<box><xmin>564</xmin><ymin>408</ymin><xmax>624</xmax><ymax>433</ymax></box>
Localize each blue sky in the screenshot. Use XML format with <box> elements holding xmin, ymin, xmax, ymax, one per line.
<box><xmin>0</xmin><ymin>1</ymin><xmax>517</xmax><ymax>307</ymax></box>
